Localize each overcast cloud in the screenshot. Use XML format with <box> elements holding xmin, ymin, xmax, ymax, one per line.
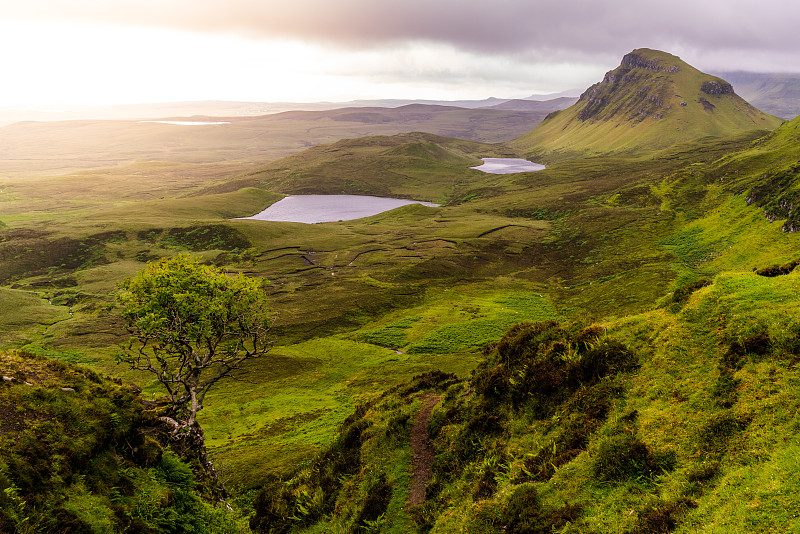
<box><xmin>7</xmin><ymin>0</ymin><xmax>800</xmax><ymax>67</ymax></box>
<box><xmin>1</xmin><ymin>0</ymin><xmax>798</xmax><ymax>106</ymax></box>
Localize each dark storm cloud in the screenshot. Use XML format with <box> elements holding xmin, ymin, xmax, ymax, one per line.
<box><xmin>7</xmin><ymin>0</ymin><xmax>800</xmax><ymax>70</ymax></box>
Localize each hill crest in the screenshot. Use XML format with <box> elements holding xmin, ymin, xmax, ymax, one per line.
<box><xmin>514</xmin><ymin>48</ymin><xmax>783</xmax><ymax>160</ymax></box>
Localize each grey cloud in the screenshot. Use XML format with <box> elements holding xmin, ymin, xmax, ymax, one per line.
<box><xmin>7</xmin><ymin>0</ymin><xmax>800</xmax><ymax>70</ymax></box>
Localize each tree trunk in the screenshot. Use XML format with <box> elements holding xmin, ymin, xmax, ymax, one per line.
<box><xmin>158</xmin><ymin>416</ymin><xmax>228</xmax><ymax>502</ymax></box>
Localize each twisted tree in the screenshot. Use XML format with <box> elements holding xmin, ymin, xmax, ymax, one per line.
<box><xmin>116</xmin><ymin>255</ymin><xmax>273</xmax><ymax>437</ymax></box>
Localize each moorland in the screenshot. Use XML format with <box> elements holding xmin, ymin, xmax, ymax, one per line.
<box><xmin>2</xmin><ymin>48</ymin><xmax>800</xmax><ymax>532</ymax></box>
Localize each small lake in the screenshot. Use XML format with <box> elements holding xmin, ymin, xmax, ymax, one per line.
<box><xmin>239</xmin><ymin>195</ymin><xmax>439</xmax><ymax>223</ymax></box>
<box><xmin>471</xmin><ymin>158</ymin><xmax>545</xmax><ymax>174</ymax></box>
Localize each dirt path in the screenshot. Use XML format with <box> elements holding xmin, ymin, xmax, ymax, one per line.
<box><xmin>407</xmin><ymin>392</ymin><xmax>442</xmax><ymax>508</ymax></box>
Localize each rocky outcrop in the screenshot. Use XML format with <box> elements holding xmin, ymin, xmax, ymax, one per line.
<box><xmin>576</xmin><ymin>64</ymin><xmax>669</xmax><ymax>122</ymax></box>
<box><xmin>621</xmin><ymin>52</ymin><xmax>680</xmax><ymax>73</ymax></box>
<box><xmin>698</xmin><ymin>98</ymin><xmax>716</xmax><ymax>112</ymax></box>
<box><xmin>701</xmin><ymin>80</ymin><xmax>735</xmax><ymax>95</ymax></box>
<box><xmin>574</xmin><ymin>51</ymin><xmax>686</xmax><ymax>123</ymax></box>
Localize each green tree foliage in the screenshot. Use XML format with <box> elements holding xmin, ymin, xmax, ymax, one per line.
<box><xmin>117</xmin><ymin>255</ymin><xmax>273</xmax><ymax>434</ymax></box>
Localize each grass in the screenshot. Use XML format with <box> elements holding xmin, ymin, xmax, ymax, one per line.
<box><xmin>2</xmin><ymin>83</ymin><xmax>800</xmax><ymax>531</ymax></box>
<box><xmin>252</xmin><ymin>265</ymin><xmax>800</xmax><ymax>533</ymax></box>
<box><xmin>2</xmin><ymin>119</ymin><xmax>794</xmax><ymax>494</ymax></box>
<box><xmin>0</xmin><ymin>288</ymin><xmax>70</xmax><ymax>346</ymax></box>
<box><xmin>201</xmin><ymin>334</ymin><xmax>482</xmax><ymax>489</ymax></box>
<box><xmin>0</xmin><ymin>350</ymin><xmax>251</xmax><ymax>533</ymax></box>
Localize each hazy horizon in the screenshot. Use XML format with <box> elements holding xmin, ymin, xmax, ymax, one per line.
<box><xmin>2</xmin><ymin>0</ymin><xmax>800</xmax><ymax>108</ymax></box>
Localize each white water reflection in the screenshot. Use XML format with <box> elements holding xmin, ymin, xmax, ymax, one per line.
<box><xmin>239</xmin><ymin>195</ymin><xmax>438</xmax><ymax>224</ymax></box>
<box><xmin>471</xmin><ymin>158</ymin><xmax>545</xmax><ymax>174</ymax></box>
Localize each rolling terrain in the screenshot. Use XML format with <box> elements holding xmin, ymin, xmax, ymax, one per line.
<box><xmin>1</xmin><ymin>48</ymin><xmax>800</xmax><ymax>532</ymax></box>
<box><xmin>0</xmin><ymin>104</ymin><xmax>551</xmax><ymax>175</ymax></box>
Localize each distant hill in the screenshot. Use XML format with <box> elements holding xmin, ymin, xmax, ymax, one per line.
<box><xmin>715</xmin><ymin>71</ymin><xmax>800</xmax><ymax>120</ymax></box>
<box><xmin>0</xmin><ymin>96</ymin><xmax>562</xmax><ymax>126</ymax></box>
<box><xmin>483</xmin><ymin>96</ymin><xmax>578</xmax><ymax>111</ymax></box>
<box><xmin>208</xmin><ymin>131</ymin><xmax>513</xmax><ymax>201</ymax></box>
<box><xmin>0</xmin><ymin>104</ymin><xmax>546</xmax><ymax>173</ymax></box>
<box><xmin>514</xmin><ymin>48</ymin><xmax>784</xmax><ymax>160</ymax></box>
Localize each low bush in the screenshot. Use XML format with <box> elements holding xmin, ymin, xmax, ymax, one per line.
<box><xmin>353</xmin><ymin>475</ymin><xmax>392</xmax><ymax>532</ymax></box>
<box><xmin>500</xmin><ymin>484</ymin><xmax>581</xmax><ymax>534</ymax></box>
<box><xmin>592</xmin><ymin>429</ymin><xmax>676</xmax><ymax>482</ymax></box>
<box><xmin>627</xmin><ymin>497</ymin><xmax>697</xmax><ymax>534</ymax></box>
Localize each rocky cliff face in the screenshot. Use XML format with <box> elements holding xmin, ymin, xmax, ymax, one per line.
<box><xmin>620</xmin><ymin>52</ymin><xmax>681</xmax><ymax>73</ymax></box>
<box><xmin>574</xmin><ymin>51</ymin><xmax>741</xmax><ymax>124</ymax></box>
<box><xmin>701</xmin><ymin>80</ymin><xmax>735</xmax><ymax>95</ymax></box>
<box><xmin>576</xmin><ymin>54</ymin><xmax>675</xmax><ymax>123</ymax></box>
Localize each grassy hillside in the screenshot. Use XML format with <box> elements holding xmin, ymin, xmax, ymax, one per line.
<box><xmin>246</xmin><ymin>114</ymin><xmax>800</xmax><ymax>533</ymax></box>
<box><xmin>212</xmin><ymin>132</ymin><xmax>515</xmax><ymax>202</ymax></box>
<box><xmin>4</xmin><ymin>120</ymin><xmax>796</xmax><ymax>496</ymax></box>
<box><xmin>251</xmin><ymin>270</ymin><xmax>800</xmax><ymax>532</ymax></box>
<box><xmin>513</xmin><ymin>49</ymin><xmax>783</xmax><ymax>161</ymax></box>
<box><xmin>0</xmin><ymin>349</ymin><xmax>249</xmax><ymax>532</ymax></box>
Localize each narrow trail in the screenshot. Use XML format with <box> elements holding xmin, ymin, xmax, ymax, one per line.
<box><xmin>407</xmin><ymin>392</ymin><xmax>442</xmax><ymax>508</ymax></box>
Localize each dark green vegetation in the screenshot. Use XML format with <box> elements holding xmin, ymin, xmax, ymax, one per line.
<box><xmin>0</xmin><ymin>349</ymin><xmax>249</xmax><ymax>532</ymax></box>
<box><xmin>3</xmin><ymin>48</ymin><xmax>800</xmax><ymax>532</ymax></box>
<box><xmin>251</xmin><ymin>285</ymin><xmax>800</xmax><ymax>532</ymax></box>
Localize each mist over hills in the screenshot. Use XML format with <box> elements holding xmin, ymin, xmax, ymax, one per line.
<box><xmin>0</xmin><ymin>105</ymin><xmax>546</xmax><ymax>174</ymax></box>
<box><xmin>716</xmin><ymin>71</ymin><xmax>800</xmax><ymax>119</ymax></box>
<box><xmin>0</xmin><ymin>95</ymin><xmax>577</xmax><ymax>127</ymax></box>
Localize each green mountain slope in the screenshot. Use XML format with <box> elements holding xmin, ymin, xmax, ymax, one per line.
<box><xmin>513</xmin><ymin>49</ymin><xmax>783</xmax><ymax>161</ymax></box>
<box><xmin>251</xmin><ymin>276</ymin><xmax>800</xmax><ymax>533</ymax></box>
<box><xmin>4</xmin><ymin>47</ymin><xmax>800</xmax><ymax>534</ymax></box>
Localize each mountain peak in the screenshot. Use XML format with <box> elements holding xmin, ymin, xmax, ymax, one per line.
<box><xmin>620</xmin><ymin>49</ymin><xmax>682</xmax><ymax>73</ymax></box>
<box><xmin>514</xmin><ymin>48</ymin><xmax>783</xmax><ymax>159</ymax></box>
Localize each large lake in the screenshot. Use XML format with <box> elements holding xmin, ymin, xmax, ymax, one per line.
<box><xmin>239</xmin><ymin>195</ymin><xmax>438</xmax><ymax>223</ymax></box>
<box><xmin>471</xmin><ymin>158</ymin><xmax>545</xmax><ymax>174</ymax></box>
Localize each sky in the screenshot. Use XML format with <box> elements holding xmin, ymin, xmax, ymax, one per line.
<box><xmin>1</xmin><ymin>0</ymin><xmax>799</xmax><ymax>107</ymax></box>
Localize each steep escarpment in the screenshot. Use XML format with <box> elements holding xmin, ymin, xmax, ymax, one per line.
<box><xmin>514</xmin><ymin>49</ymin><xmax>783</xmax><ymax>160</ymax></box>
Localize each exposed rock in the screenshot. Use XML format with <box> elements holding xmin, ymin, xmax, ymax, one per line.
<box><xmin>698</xmin><ymin>98</ymin><xmax>716</xmax><ymax>112</ymax></box>
<box><xmin>701</xmin><ymin>81</ymin><xmax>735</xmax><ymax>95</ymax></box>
<box><xmin>621</xmin><ymin>52</ymin><xmax>680</xmax><ymax>73</ymax></box>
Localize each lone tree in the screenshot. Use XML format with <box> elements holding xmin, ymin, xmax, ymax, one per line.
<box><xmin>116</xmin><ymin>255</ymin><xmax>273</xmax><ymax>438</ymax></box>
